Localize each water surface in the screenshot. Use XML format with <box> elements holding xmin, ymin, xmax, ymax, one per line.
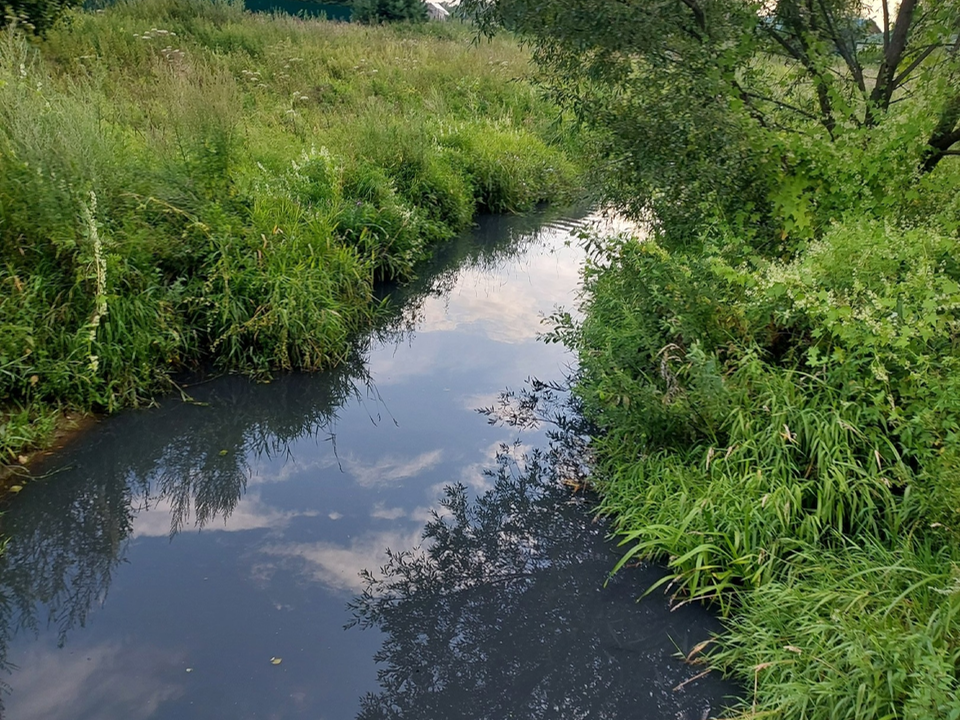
<box><xmin>0</xmin><ymin>211</ymin><xmax>738</xmax><ymax>719</ymax></box>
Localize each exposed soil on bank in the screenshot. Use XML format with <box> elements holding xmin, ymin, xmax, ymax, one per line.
<box><xmin>0</xmin><ymin>411</ymin><xmax>98</xmax><ymax>500</ymax></box>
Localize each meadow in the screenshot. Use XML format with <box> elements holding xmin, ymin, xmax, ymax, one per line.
<box><xmin>0</xmin><ymin>0</ymin><xmax>578</xmax><ymax>475</ymax></box>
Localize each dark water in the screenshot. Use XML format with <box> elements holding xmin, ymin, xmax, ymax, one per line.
<box><xmin>0</xmin><ymin>211</ymin><xmax>738</xmax><ymax>719</ymax></box>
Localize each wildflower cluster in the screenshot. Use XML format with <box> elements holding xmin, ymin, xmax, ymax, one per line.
<box><xmin>239</xmin><ymin>68</ymin><xmax>268</xmax><ymax>89</ymax></box>
<box><xmin>133</xmin><ymin>27</ymin><xmax>176</xmax><ymax>40</ymax></box>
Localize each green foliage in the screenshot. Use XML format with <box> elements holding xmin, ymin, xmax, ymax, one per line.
<box><xmin>568</xmin><ymin>216</ymin><xmax>960</xmax><ymax>717</ymax></box>
<box><xmin>0</xmin><ymin>0</ymin><xmax>579</xmax><ymax>465</ymax></box>
<box><xmin>479</xmin><ymin>1</ymin><xmax>960</xmax><ymax>716</ymax></box>
<box><xmin>351</xmin><ymin>0</ymin><xmax>427</xmax><ymax>24</ymax></box>
<box><xmin>716</xmin><ymin>544</ymin><xmax>960</xmax><ymax>720</ymax></box>
<box><xmin>0</xmin><ymin>404</ymin><xmax>58</xmax><ymax>463</ymax></box>
<box><xmin>0</xmin><ymin>0</ymin><xmax>82</xmax><ymax>35</ymax></box>
<box><xmin>441</xmin><ymin>121</ymin><xmax>578</xmax><ymax>213</ymax></box>
<box><xmin>463</xmin><ymin>0</ymin><xmax>960</xmax><ymax>251</ymax></box>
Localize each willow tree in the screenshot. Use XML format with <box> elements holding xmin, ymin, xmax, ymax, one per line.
<box><xmin>464</xmin><ymin>0</ymin><xmax>960</xmax><ymax>244</ymax></box>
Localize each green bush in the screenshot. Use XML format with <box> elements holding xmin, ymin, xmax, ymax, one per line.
<box><xmin>349</xmin><ymin>119</ymin><xmax>474</xmax><ymax>230</ymax></box>
<box><xmin>717</xmin><ymin>543</ymin><xmax>960</xmax><ymax>720</ymax></box>
<box><xmin>442</xmin><ymin>121</ymin><xmax>577</xmax><ymax>213</ymax></box>
<box><xmin>567</xmin><ymin>212</ymin><xmax>960</xmax><ymax>718</ymax></box>
<box><xmin>0</xmin><ymin>0</ymin><xmax>81</xmax><ymax>35</ymax></box>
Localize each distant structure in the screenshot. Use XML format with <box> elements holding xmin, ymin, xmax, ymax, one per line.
<box><xmin>424</xmin><ymin>0</ymin><xmax>449</xmax><ymax>20</ymax></box>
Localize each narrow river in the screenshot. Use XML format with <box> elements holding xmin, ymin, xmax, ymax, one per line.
<box><xmin>0</xmin><ymin>210</ymin><xmax>738</xmax><ymax>719</ymax></box>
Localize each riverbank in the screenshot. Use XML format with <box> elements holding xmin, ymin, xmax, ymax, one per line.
<box><xmin>560</xmin><ymin>129</ymin><xmax>960</xmax><ymax>719</ymax></box>
<box><xmin>475</xmin><ymin>0</ymin><xmax>960</xmax><ymax>712</ymax></box>
<box><xmin>0</xmin><ymin>210</ymin><xmax>735</xmax><ymax>720</ymax></box>
<box><xmin>0</xmin><ymin>0</ymin><xmax>579</xmax><ymax>483</ymax></box>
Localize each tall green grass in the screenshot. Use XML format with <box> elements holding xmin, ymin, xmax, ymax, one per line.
<box><xmin>562</xmin><ymin>209</ymin><xmax>960</xmax><ymax>717</ymax></box>
<box><xmin>0</xmin><ymin>0</ymin><xmax>579</xmax><ymax>469</ymax></box>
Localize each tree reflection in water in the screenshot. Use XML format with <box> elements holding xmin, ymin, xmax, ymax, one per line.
<box><xmin>349</xmin><ymin>399</ymin><xmax>737</xmax><ymax>720</ymax></box>
<box><xmin>0</xmin><ymin>352</ymin><xmax>371</xmax><ymax>700</ymax></box>
<box><xmin>0</xmin><ymin>210</ymin><xmax>572</xmax><ymax>706</ymax></box>
<box><xmin>0</xmin><ymin>209</ymin><xmax>737</xmax><ymax>718</ymax></box>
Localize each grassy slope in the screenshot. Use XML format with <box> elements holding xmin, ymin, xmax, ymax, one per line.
<box><xmin>566</xmin><ymin>158</ymin><xmax>960</xmax><ymax>715</ymax></box>
<box><xmin>0</xmin><ymin>0</ymin><xmax>579</xmax><ymax>476</ymax></box>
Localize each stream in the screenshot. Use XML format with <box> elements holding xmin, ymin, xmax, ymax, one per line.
<box><xmin>0</xmin><ymin>209</ymin><xmax>738</xmax><ymax>719</ymax></box>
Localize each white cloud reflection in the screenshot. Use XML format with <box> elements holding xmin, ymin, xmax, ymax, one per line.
<box><xmin>247</xmin><ymin>445</ymin><xmax>444</xmax><ymax>490</ymax></box>
<box><xmin>368</xmin><ymin>228</ymin><xmax>585</xmax><ymax>386</ymax></box>
<box><xmin>259</xmin><ymin>528</ymin><xmax>424</xmax><ymax>593</ymax></box>
<box><xmin>7</xmin><ymin>642</ymin><xmax>184</xmax><ymax>720</ymax></box>
<box><xmin>370</xmin><ymin>503</ymin><xmax>406</xmax><ymax>520</ymax></box>
<box><xmin>340</xmin><ymin>449</ymin><xmax>444</xmax><ymax>487</ymax></box>
<box><xmin>409</xmin><ymin>244</ymin><xmax>581</xmax><ymax>345</ymax></box>
<box><xmin>133</xmin><ymin>493</ymin><xmax>318</xmax><ymax>538</ymax></box>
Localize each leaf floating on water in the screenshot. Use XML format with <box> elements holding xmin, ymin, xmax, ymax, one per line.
<box><xmin>219</xmin><ymin>449</ymin><xmax>228</xmax><ymax>456</ymax></box>
<box><xmin>185</xmin><ymin>668</ymin><xmax>193</xmax><ymax>673</ymax></box>
<box><xmin>270</xmin><ymin>657</ymin><xmax>282</xmax><ymax>665</ymax></box>
<box><xmin>9</xmin><ymin>485</ymin><xmax>23</xmax><ymax>493</ymax></box>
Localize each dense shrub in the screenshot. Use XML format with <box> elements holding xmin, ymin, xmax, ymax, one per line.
<box><xmin>562</xmin><ymin>211</ymin><xmax>960</xmax><ymax>717</ymax></box>
<box><xmin>0</xmin><ymin>0</ymin><xmax>81</xmax><ymax>35</ymax></box>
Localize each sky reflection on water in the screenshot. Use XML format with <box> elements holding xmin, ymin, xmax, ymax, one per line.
<box><xmin>0</xmin><ymin>210</ymin><xmax>737</xmax><ymax>719</ymax></box>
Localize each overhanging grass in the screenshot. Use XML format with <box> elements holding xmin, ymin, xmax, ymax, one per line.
<box><xmin>0</xmin><ymin>0</ymin><xmax>580</xmax><ymax>470</ymax></box>
<box><xmin>566</xmin><ymin>216</ymin><xmax>960</xmax><ymax>718</ymax></box>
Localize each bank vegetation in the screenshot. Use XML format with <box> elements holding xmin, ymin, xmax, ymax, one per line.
<box><xmin>467</xmin><ymin>0</ymin><xmax>960</xmax><ymax>717</ymax></box>
<box><xmin>0</xmin><ymin>0</ymin><xmax>578</xmax><ymax>477</ymax></box>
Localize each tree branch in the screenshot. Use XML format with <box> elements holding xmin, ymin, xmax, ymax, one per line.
<box><xmin>921</xmin><ymin>93</ymin><xmax>960</xmax><ymax>173</ymax></box>
<box><xmin>881</xmin><ymin>0</ymin><xmax>890</xmax><ymax>54</ymax></box>
<box><xmin>891</xmin><ymin>43</ymin><xmax>941</xmax><ymax>89</ymax></box>
<box><xmin>815</xmin><ymin>0</ymin><xmax>865</xmax><ymax>94</ymax></box>
<box><xmin>763</xmin><ymin>28</ymin><xmax>836</xmax><ymax>138</ymax></box>
<box><xmin>729</xmin><ymin>80</ymin><xmax>771</xmax><ymax>129</ymax></box>
<box><xmin>870</xmin><ymin>0</ymin><xmax>918</xmax><ymax>112</ymax></box>
<box><xmin>678</xmin><ymin>0</ymin><xmax>706</xmax><ymax>35</ymax></box>
<box><xmin>743</xmin><ymin>91</ymin><xmax>823</xmax><ymax>123</ymax></box>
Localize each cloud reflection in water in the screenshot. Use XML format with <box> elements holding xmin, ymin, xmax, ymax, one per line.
<box><xmin>348</xmin><ymin>448</ymin><xmax>738</xmax><ymax>720</ymax></box>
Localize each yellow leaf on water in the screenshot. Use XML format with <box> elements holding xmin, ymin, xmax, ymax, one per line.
<box><xmin>9</xmin><ymin>485</ymin><xmax>23</xmax><ymax>493</ymax></box>
<box><xmin>269</xmin><ymin>657</ymin><xmax>282</xmax><ymax>665</ymax></box>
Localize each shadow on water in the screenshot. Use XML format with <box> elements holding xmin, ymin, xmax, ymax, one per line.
<box><xmin>349</xmin><ymin>450</ymin><xmax>735</xmax><ymax>720</ymax></box>
<box><xmin>0</xmin><ymin>208</ymin><xmax>740</xmax><ymax>719</ymax></box>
